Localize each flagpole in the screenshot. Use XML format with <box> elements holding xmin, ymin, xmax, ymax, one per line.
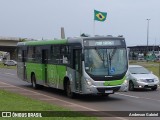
<box><xmin>93</xmin><ymin>20</ymin><xmax>95</xmax><ymax>36</ymax></box>
<box><xmin>93</xmin><ymin>9</ymin><xmax>107</xmax><ymax>37</ymax></box>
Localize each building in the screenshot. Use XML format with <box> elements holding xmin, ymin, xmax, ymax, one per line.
<box><xmin>128</xmin><ymin>45</ymin><xmax>160</xmax><ymax>60</ymax></box>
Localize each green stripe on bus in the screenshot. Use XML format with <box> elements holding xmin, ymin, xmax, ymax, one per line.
<box><xmin>104</xmin><ymin>76</ymin><xmax>126</xmax><ymax>86</ymax></box>
<box><xmin>26</xmin><ymin>63</ymin><xmax>45</xmax><ymax>81</ymax></box>
<box><xmin>25</xmin><ymin>39</ymin><xmax>67</xmax><ymax>46</ymax></box>
<box><xmin>47</xmin><ymin>64</ymin><xmax>66</xmax><ymax>84</ymax></box>
<box><xmin>26</xmin><ymin>63</ymin><xmax>66</xmax><ymax>83</ymax></box>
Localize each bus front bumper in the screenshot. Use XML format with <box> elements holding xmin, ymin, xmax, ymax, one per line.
<box><xmin>83</xmin><ymin>85</ymin><xmax>121</xmax><ymax>95</ymax></box>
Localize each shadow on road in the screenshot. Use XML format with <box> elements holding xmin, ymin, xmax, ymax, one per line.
<box><xmin>129</xmin><ymin>88</ymin><xmax>159</xmax><ymax>92</ymax></box>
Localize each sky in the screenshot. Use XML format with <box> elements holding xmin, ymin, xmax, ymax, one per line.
<box><xmin>0</xmin><ymin>0</ymin><xmax>160</xmax><ymax>46</ymax></box>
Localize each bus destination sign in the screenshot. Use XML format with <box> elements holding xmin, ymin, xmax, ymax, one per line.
<box><xmin>95</xmin><ymin>41</ymin><xmax>114</xmax><ymax>46</ymax></box>
<box><xmin>84</xmin><ymin>39</ymin><xmax>123</xmax><ymax>46</ymax></box>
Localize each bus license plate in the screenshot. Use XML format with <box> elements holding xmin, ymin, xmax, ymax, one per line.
<box><xmin>105</xmin><ymin>90</ymin><xmax>113</xmax><ymax>93</ymax></box>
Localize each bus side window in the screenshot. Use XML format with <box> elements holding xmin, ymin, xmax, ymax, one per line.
<box><xmin>17</xmin><ymin>48</ymin><xmax>22</xmax><ymax>62</ymax></box>
<box><xmin>51</xmin><ymin>46</ymin><xmax>60</xmax><ymax>64</ymax></box>
<box><xmin>61</xmin><ymin>45</ymin><xmax>70</xmax><ymax>64</ymax></box>
<box><xmin>35</xmin><ymin>47</ymin><xmax>42</xmax><ymax>63</ymax></box>
<box><xmin>22</xmin><ymin>50</ymin><xmax>27</xmax><ymax>62</ymax></box>
<box><xmin>27</xmin><ymin>47</ymin><xmax>33</xmax><ymax>62</ymax></box>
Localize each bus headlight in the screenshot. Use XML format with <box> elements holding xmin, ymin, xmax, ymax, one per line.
<box><xmin>85</xmin><ymin>78</ymin><xmax>92</xmax><ymax>86</ymax></box>
<box><xmin>123</xmin><ymin>79</ymin><xmax>128</xmax><ymax>84</ymax></box>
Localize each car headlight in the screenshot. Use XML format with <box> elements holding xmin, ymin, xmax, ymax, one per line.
<box><xmin>154</xmin><ymin>78</ymin><xmax>159</xmax><ymax>82</ymax></box>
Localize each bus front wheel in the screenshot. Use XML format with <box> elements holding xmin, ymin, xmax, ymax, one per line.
<box><xmin>129</xmin><ymin>81</ymin><xmax>134</xmax><ymax>91</ymax></box>
<box><xmin>66</xmin><ymin>81</ymin><xmax>75</xmax><ymax>98</ymax></box>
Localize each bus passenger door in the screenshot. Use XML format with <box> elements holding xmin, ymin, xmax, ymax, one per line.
<box><xmin>22</xmin><ymin>50</ymin><xmax>27</xmax><ymax>80</ymax></box>
<box><xmin>42</xmin><ymin>49</ymin><xmax>48</xmax><ymax>85</ymax></box>
<box><xmin>73</xmin><ymin>49</ymin><xmax>82</xmax><ymax>92</ymax></box>
<box><xmin>18</xmin><ymin>50</ymin><xmax>27</xmax><ymax>81</ymax></box>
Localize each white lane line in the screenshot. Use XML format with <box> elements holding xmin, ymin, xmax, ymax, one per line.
<box><xmin>141</xmin><ymin>97</ymin><xmax>160</xmax><ymax>102</ymax></box>
<box><xmin>0</xmin><ymin>86</ymin><xmax>16</xmax><ymax>87</ymax></box>
<box><xmin>39</xmin><ymin>98</ymin><xmax>58</xmax><ymax>101</ymax></box>
<box><xmin>116</xmin><ymin>93</ymin><xmax>160</xmax><ymax>103</ymax></box>
<box><xmin>0</xmin><ymin>81</ymin><xmax>127</xmax><ymax>120</ymax></box>
<box><xmin>115</xmin><ymin>93</ymin><xmax>140</xmax><ymax>99</ymax></box>
<box><xmin>4</xmin><ymin>73</ymin><xmax>15</xmax><ymax>76</ymax></box>
<box><xmin>0</xmin><ymin>81</ymin><xmax>97</xmax><ymax>111</ymax></box>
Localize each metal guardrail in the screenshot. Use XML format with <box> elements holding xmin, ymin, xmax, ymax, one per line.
<box><xmin>0</xmin><ymin>37</ymin><xmax>20</xmax><ymax>41</ymax></box>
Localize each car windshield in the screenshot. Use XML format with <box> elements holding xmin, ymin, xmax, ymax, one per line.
<box><xmin>84</xmin><ymin>48</ymin><xmax>128</xmax><ymax>76</ymax></box>
<box><xmin>129</xmin><ymin>66</ymin><xmax>150</xmax><ymax>74</ymax></box>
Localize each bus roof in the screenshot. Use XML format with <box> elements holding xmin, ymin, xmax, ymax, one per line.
<box><xmin>17</xmin><ymin>36</ymin><xmax>125</xmax><ymax>46</ymax></box>
<box><xmin>17</xmin><ymin>39</ymin><xmax>67</xmax><ymax>46</ymax></box>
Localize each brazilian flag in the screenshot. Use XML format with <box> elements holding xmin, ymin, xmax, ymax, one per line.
<box><xmin>94</xmin><ymin>10</ymin><xmax>107</xmax><ymax>22</ymax></box>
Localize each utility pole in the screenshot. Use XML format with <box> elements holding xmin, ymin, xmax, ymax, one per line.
<box><xmin>61</xmin><ymin>27</ymin><xmax>65</xmax><ymax>39</ymax></box>
<box><xmin>146</xmin><ymin>19</ymin><xmax>150</xmax><ymax>54</ymax></box>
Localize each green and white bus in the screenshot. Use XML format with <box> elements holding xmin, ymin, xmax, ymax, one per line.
<box><xmin>17</xmin><ymin>36</ymin><xmax>128</xmax><ymax>98</ymax></box>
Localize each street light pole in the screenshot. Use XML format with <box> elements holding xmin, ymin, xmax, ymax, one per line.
<box><xmin>146</xmin><ymin>19</ymin><xmax>150</xmax><ymax>54</ymax></box>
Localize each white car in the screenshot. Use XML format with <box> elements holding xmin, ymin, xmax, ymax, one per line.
<box><xmin>4</xmin><ymin>60</ymin><xmax>17</xmax><ymax>66</ymax></box>
<box><xmin>128</xmin><ymin>65</ymin><xmax>159</xmax><ymax>91</ymax></box>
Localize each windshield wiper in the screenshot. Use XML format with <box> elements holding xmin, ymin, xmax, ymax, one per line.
<box><xmin>95</xmin><ymin>48</ymin><xmax>103</xmax><ymax>61</ymax></box>
<box><xmin>108</xmin><ymin>53</ymin><xmax>111</xmax><ymax>68</ymax></box>
<box><xmin>109</xmin><ymin>47</ymin><xmax>117</xmax><ymax>60</ymax></box>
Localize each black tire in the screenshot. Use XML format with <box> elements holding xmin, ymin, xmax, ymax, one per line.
<box><xmin>31</xmin><ymin>74</ymin><xmax>39</xmax><ymax>89</ymax></box>
<box><xmin>66</xmin><ymin>80</ymin><xmax>75</xmax><ymax>98</ymax></box>
<box><xmin>129</xmin><ymin>81</ymin><xmax>134</xmax><ymax>91</ymax></box>
<box><xmin>151</xmin><ymin>86</ymin><xmax>157</xmax><ymax>91</ymax></box>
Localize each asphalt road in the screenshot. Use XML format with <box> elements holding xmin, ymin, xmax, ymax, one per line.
<box><xmin>0</xmin><ymin>68</ymin><xmax>160</xmax><ymax>120</ymax></box>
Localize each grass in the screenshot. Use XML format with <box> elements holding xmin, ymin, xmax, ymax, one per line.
<box><xmin>0</xmin><ymin>90</ymin><xmax>97</xmax><ymax>120</ymax></box>
<box><xmin>0</xmin><ymin>63</ymin><xmax>16</xmax><ymax>69</ymax></box>
<box><xmin>0</xmin><ymin>63</ymin><xmax>97</xmax><ymax>120</ymax></box>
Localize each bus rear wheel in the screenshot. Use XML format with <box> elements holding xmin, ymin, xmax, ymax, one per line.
<box><xmin>31</xmin><ymin>74</ymin><xmax>39</xmax><ymax>89</ymax></box>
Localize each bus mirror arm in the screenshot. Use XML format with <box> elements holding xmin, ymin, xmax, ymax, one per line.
<box><xmin>81</xmin><ymin>53</ymin><xmax>84</xmax><ymax>61</ymax></box>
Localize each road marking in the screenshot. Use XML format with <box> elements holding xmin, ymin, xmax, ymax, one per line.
<box><xmin>141</xmin><ymin>97</ymin><xmax>160</xmax><ymax>102</ymax></box>
<box><xmin>0</xmin><ymin>81</ymin><xmax>97</xmax><ymax>111</ymax></box>
<box><xmin>0</xmin><ymin>86</ymin><xmax>16</xmax><ymax>88</ymax></box>
<box><xmin>39</xmin><ymin>98</ymin><xmax>58</xmax><ymax>101</ymax></box>
<box><xmin>115</xmin><ymin>93</ymin><xmax>140</xmax><ymax>99</ymax></box>
<box><xmin>4</xmin><ymin>73</ymin><xmax>15</xmax><ymax>76</ymax></box>
<box><xmin>116</xmin><ymin>92</ymin><xmax>160</xmax><ymax>103</ymax></box>
<box><xmin>0</xmin><ymin>81</ymin><xmax>128</xmax><ymax>120</ymax></box>
<box><xmin>20</xmin><ymin>92</ymin><xmax>41</xmax><ymax>95</ymax></box>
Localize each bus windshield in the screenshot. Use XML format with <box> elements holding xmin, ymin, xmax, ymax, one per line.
<box><xmin>84</xmin><ymin>48</ymin><xmax>127</xmax><ymax>76</ymax></box>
